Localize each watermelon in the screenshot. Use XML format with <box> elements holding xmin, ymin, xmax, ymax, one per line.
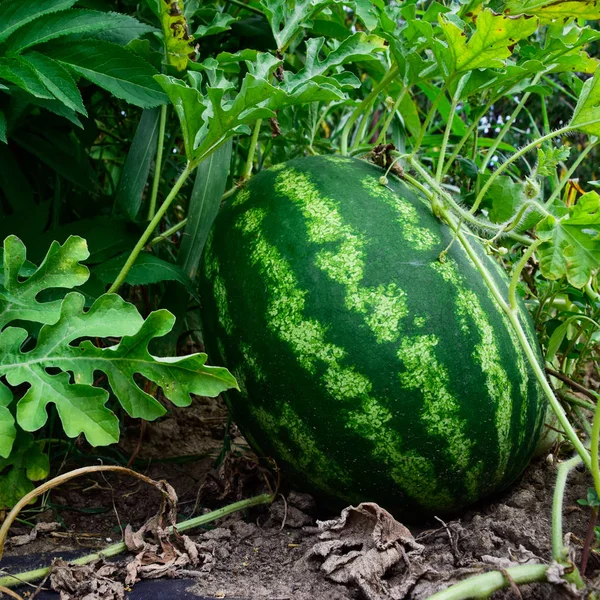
<box><xmin>199</xmin><ymin>155</ymin><xmax>546</xmax><ymax>517</ymax></box>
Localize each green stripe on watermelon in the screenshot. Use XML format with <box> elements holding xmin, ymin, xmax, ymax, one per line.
<box><xmin>199</xmin><ymin>155</ymin><xmax>546</xmax><ymax>517</ymax></box>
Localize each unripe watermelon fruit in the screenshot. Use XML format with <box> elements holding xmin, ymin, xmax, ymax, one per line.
<box><xmin>199</xmin><ymin>156</ymin><xmax>545</xmax><ymax>517</ymax></box>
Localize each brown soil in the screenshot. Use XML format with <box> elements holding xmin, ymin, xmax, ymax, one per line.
<box><xmin>2</xmin><ymin>394</ymin><xmax>598</xmax><ymax>599</ymax></box>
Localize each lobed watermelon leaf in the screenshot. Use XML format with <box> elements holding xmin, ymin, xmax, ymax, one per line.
<box><xmin>439</xmin><ymin>9</ymin><xmax>539</xmax><ymax>73</ymax></box>
<box><xmin>536</xmin><ymin>191</ymin><xmax>600</xmax><ymax>288</ymax></box>
<box><xmin>0</xmin><ymin>235</ymin><xmax>237</xmax><ymax>496</ymax></box>
<box><xmin>0</xmin><ymin>235</ymin><xmax>89</xmax><ymax>329</ymax></box>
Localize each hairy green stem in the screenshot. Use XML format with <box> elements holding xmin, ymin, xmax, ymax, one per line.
<box><xmin>508</xmin><ymin>240</ymin><xmax>542</xmax><ymax>311</ymax></box>
<box><xmin>148</xmin><ymin>105</ymin><xmax>168</xmax><ymax>221</ymax></box>
<box><xmin>408</xmin><ymin>158</ymin><xmax>533</xmax><ymax>245</ymax></box>
<box><xmin>472</xmin><ymin>125</ymin><xmax>573</xmax><ymax>214</ymax></box>
<box><xmin>108</xmin><ymin>163</ymin><xmax>194</xmax><ymax>293</ymax></box>
<box><xmin>243</xmin><ymin>119</ymin><xmax>262</xmax><ymax>181</ymax></box>
<box><xmin>340</xmin><ymin>65</ymin><xmax>400</xmax><ymax>156</ymax></box>
<box><xmin>491</xmin><ymin>200</ymin><xmax>549</xmax><ymax>242</ymax></box>
<box><xmin>425</xmin><ymin>564</ymin><xmax>548</xmax><ymax>600</ymax></box>
<box><xmin>544</xmin><ymin>139</ymin><xmax>597</xmax><ymax>208</ymax></box>
<box><xmin>438</xmin><ymin>207</ymin><xmax>591</xmax><ymax>469</ymax></box>
<box><xmin>0</xmin><ymin>493</ymin><xmax>273</xmax><ymax>589</ymax></box>
<box><xmin>436</xmin><ymin>75</ymin><xmax>468</xmax><ymax>183</ymax></box>
<box><xmin>552</xmin><ymin>455</ymin><xmax>583</xmax><ymax>561</ymax></box>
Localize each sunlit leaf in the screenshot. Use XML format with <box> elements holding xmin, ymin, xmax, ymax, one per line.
<box><xmin>439</xmin><ymin>9</ymin><xmax>538</xmax><ymax>72</ymax></box>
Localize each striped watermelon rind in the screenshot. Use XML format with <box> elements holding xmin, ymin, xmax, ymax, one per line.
<box><xmin>199</xmin><ymin>156</ymin><xmax>545</xmax><ymax>516</ymax></box>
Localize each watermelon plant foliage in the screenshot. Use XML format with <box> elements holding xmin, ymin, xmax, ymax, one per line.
<box><xmin>0</xmin><ymin>234</ymin><xmax>236</xmax><ymax>508</ymax></box>
<box><xmin>1</xmin><ymin>0</ymin><xmax>600</xmax><ymax>595</ymax></box>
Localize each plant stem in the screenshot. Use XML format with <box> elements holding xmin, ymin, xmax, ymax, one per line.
<box><xmin>436</xmin><ymin>75</ymin><xmax>468</xmax><ymax>183</ymax></box>
<box><xmin>479</xmin><ymin>78</ymin><xmax>540</xmax><ymax>175</ymax></box>
<box><xmin>591</xmin><ymin>386</ymin><xmax>600</xmax><ymax>501</ymax></box>
<box><xmin>544</xmin><ymin>139</ymin><xmax>597</xmax><ymax>208</ymax></box>
<box><xmin>375</xmin><ymin>88</ymin><xmax>407</xmax><ymax>146</ymax></box>
<box><xmin>408</xmin><ymin>157</ymin><xmax>533</xmax><ymax>245</ymax></box>
<box><xmin>552</xmin><ymin>455</ymin><xmax>583</xmax><ymax>561</ymax></box>
<box><xmin>148</xmin><ymin>219</ymin><xmax>188</xmax><ymax>247</ymax></box>
<box><xmin>340</xmin><ymin>65</ymin><xmax>400</xmax><ymax>156</ymax></box>
<box><xmin>108</xmin><ymin>163</ymin><xmax>194</xmax><ymax>294</ymax></box>
<box><xmin>439</xmin><ymin>207</ymin><xmax>591</xmax><ymax>469</ymax></box>
<box><xmin>411</xmin><ymin>81</ymin><xmax>450</xmax><ymax>156</ymax></box>
<box><xmin>0</xmin><ymin>466</ymin><xmax>175</xmax><ymax>559</ymax></box>
<box><xmin>508</xmin><ymin>240</ymin><xmax>542</xmax><ymax>311</ymax></box>
<box><xmin>471</xmin><ymin>125</ymin><xmax>573</xmax><ymax>214</ymax></box>
<box><xmin>441</xmin><ymin>99</ymin><xmax>495</xmax><ymax>177</ymax></box>
<box><xmin>425</xmin><ymin>564</ymin><xmax>549</xmax><ymax>600</ymax></box>
<box><xmin>0</xmin><ymin>493</ymin><xmax>273</xmax><ymax>589</ymax></box>
<box><xmin>148</xmin><ymin>104</ymin><xmax>168</xmax><ymax>221</ymax></box>
<box><xmin>243</xmin><ymin>119</ymin><xmax>262</xmax><ymax>181</ymax></box>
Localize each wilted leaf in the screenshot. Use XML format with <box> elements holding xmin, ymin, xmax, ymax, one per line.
<box><xmin>536</xmin><ymin>191</ymin><xmax>600</xmax><ymax>287</ymax></box>
<box><xmin>440</xmin><ymin>9</ymin><xmax>538</xmax><ymax>72</ymax></box>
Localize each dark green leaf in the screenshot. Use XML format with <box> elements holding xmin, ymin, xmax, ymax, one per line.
<box><xmin>178</xmin><ymin>139</ymin><xmax>232</xmax><ymax>279</ymax></box>
<box><xmin>0</xmin><ymin>110</ymin><xmax>6</xmax><ymax>143</ymax></box>
<box><xmin>0</xmin><ymin>0</ymin><xmax>75</xmax><ymax>43</ymax></box>
<box><xmin>0</xmin><ymin>145</ymin><xmax>34</xmax><ymax>211</ymax></box>
<box><xmin>115</xmin><ymin>107</ymin><xmax>160</xmax><ymax>221</ymax></box>
<box><xmin>44</xmin><ymin>39</ymin><xmax>168</xmax><ymax>108</ymax></box>
<box><xmin>4</xmin><ymin>9</ymin><xmax>154</xmax><ymax>52</ymax></box>
<box><xmin>13</xmin><ymin>131</ymin><xmax>96</xmax><ymax>189</ymax></box>
<box><xmin>93</xmin><ymin>251</ymin><xmax>196</xmax><ymax>293</ymax></box>
<box><xmin>0</xmin><ymin>430</ymin><xmax>49</xmax><ymax>509</ymax></box>
<box><xmin>260</xmin><ymin>0</ymin><xmax>337</xmax><ymax>51</ymax></box>
<box><xmin>18</xmin><ymin>52</ymin><xmax>86</xmax><ymax>115</ymax></box>
<box><xmin>0</xmin><ymin>57</ymin><xmax>52</xmax><ymax>98</ymax></box>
